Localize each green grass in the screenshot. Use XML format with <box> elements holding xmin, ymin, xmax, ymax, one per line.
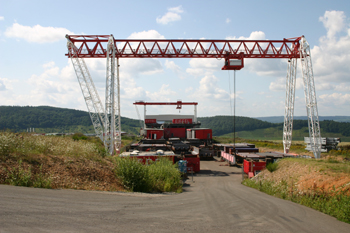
<box><xmin>266</xmin><ymin>162</ymin><xmax>278</xmax><ymax>172</ymax></box>
<box><xmin>114</xmin><ymin>157</ymin><xmax>182</xmax><ymax>193</ymax></box>
<box><xmin>5</xmin><ymin>161</ymin><xmax>52</xmax><ymax>188</ymax></box>
<box><xmin>220</xmin><ymin>127</ymin><xmax>350</xmax><ymax>142</ymax></box>
<box><xmin>0</xmin><ymin>131</ymin><xmax>108</xmax><ymax>159</ymax></box>
<box><xmin>243</xmin><ymin>178</ymin><xmax>350</xmax><ymax>224</ymax></box>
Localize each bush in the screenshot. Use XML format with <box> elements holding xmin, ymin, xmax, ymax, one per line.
<box><xmin>147</xmin><ymin>158</ymin><xmax>182</xmax><ymax>192</ymax></box>
<box><xmin>114</xmin><ymin>157</ymin><xmax>150</xmax><ymax>192</ymax></box>
<box><xmin>114</xmin><ymin>157</ymin><xmax>182</xmax><ymax>193</ymax></box>
<box><xmin>266</xmin><ymin>162</ymin><xmax>278</xmax><ymax>172</ymax></box>
<box><xmin>5</xmin><ymin>161</ymin><xmax>52</xmax><ymax>188</ymax></box>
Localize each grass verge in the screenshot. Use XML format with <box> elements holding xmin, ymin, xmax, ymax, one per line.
<box><xmin>243</xmin><ymin>158</ymin><xmax>350</xmax><ymax>224</ymax></box>
<box><xmin>114</xmin><ymin>157</ymin><xmax>182</xmax><ymax>193</ymax></box>
<box><xmin>243</xmin><ymin>178</ymin><xmax>350</xmax><ymax>224</ymax></box>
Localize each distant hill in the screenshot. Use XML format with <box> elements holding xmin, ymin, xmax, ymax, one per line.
<box><xmin>198</xmin><ymin>115</ymin><xmax>278</xmax><ymax>136</ymax></box>
<box><xmin>0</xmin><ymin>106</ymin><xmax>141</xmax><ymax>135</ymax></box>
<box><xmin>256</xmin><ymin>116</ymin><xmax>350</xmax><ymax>123</ymax></box>
<box><xmin>1</xmin><ymin>106</ymin><xmax>349</xmax><ymax>141</ymax></box>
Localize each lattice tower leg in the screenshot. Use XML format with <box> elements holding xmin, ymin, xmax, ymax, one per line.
<box><xmin>67</xmin><ymin>39</ymin><xmax>107</xmax><ymax>145</ymax></box>
<box><xmin>115</xmin><ymin>57</ymin><xmax>122</xmax><ymax>153</ymax></box>
<box><xmin>283</xmin><ymin>58</ymin><xmax>297</xmax><ymax>153</ymax></box>
<box><xmin>300</xmin><ymin>37</ymin><xmax>322</xmax><ymax>159</ymax></box>
<box><xmin>106</xmin><ymin>35</ymin><xmax>121</xmax><ymax>155</ymax></box>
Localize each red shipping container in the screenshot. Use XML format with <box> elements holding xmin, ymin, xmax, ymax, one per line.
<box><xmin>164</xmin><ymin>128</ymin><xmax>186</xmax><ymax>139</ymax></box>
<box><xmin>243</xmin><ymin>159</ymin><xmax>266</xmax><ymax>174</ymax></box>
<box><xmin>145</xmin><ymin>119</ymin><xmax>157</xmax><ymax>124</ymax></box>
<box><xmin>183</xmin><ymin>156</ymin><xmax>200</xmax><ymax>172</ymax></box>
<box><xmin>194</xmin><ymin>129</ymin><xmax>212</xmax><ymax>140</ymax></box>
<box><xmin>172</xmin><ymin>118</ymin><xmax>193</xmax><ymax>124</ymax></box>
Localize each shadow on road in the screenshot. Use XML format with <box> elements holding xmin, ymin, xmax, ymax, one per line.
<box><xmin>196</xmin><ymin>169</ymin><xmax>229</xmax><ymax>177</ymax></box>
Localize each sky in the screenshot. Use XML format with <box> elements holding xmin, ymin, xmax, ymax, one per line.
<box><xmin>0</xmin><ymin>0</ymin><xmax>350</xmax><ymax>120</ymax></box>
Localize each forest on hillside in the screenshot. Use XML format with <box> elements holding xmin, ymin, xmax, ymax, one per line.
<box><xmin>1</xmin><ymin>106</ymin><xmax>349</xmax><ymax>138</ymax></box>
<box><xmin>0</xmin><ymin>106</ymin><xmax>140</xmax><ymax>134</ymax></box>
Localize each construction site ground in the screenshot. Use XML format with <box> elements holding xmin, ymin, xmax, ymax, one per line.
<box><xmin>1</xmin><ymin>160</ymin><xmax>349</xmax><ymax>233</ymax></box>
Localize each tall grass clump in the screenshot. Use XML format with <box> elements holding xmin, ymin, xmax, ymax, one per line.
<box><xmin>114</xmin><ymin>157</ymin><xmax>150</xmax><ymax>192</ymax></box>
<box><xmin>266</xmin><ymin>162</ymin><xmax>278</xmax><ymax>172</ymax></box>
<box><xmin>243</xmin><ymin>179</ymin><xmax>350</xmax><ymax>224</ymax></box>
<box><xmin>5</xmin><ymin>161</ymin><xmax>52</xmax><ymax>188</ymax></box>
<box><xmin>114</xmin><ymin>157</ymin><xmax>182</xmax><ymax>193</ymax></box>
<box><xmin>0</xmin><ymin>131</ymin><xmax>105</xmax><ymax>158</ymax></box>
<box><xmin>147</xmin><ymin>158</ymin><xmax>182</xmax><ymax>192</ymax></box>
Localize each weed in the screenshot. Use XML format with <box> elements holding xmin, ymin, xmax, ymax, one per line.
<box><xmin>5</xmin><ymin>161</ymin><xmax>52</xmax><ymax>188</ymax></box>
<box><xmin>5</xmin><ymin>160</ymin><xmax>32</xmax><ymax>187</ymax></box>
<box><xmin>266</xmin><ymin>162</ymin><xmax>278</xmax><ymax>172</ymax></box>
<box><xmin>243</xmin><ymin>178</ymin><xmax>350</xmax><ymax>224</ymax></box>
<box><xmin>114</xmin><ymin>157</ymin><xmax>182</xmax><ymax>193</ymax></box>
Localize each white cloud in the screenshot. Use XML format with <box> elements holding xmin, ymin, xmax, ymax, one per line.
<box><xmin>156</xmin><ymin>5</ymin><xmax>184</xmax><ymax>25</ymax></box>
<box><xmin>319</xmin><ymin>93</ymin><xmax>350</xmax><ymax>105</ymax></box>
<box><xmin>0</xmin><ymin>79</ymin><xmax>7</xmax><ymax>91</ymax></box>
<box><xmin>0</xmin><ymin>77</ymin><xmax>17</xmax><ymax>91</ymax></box>
<box><xmin>189</xmin><ymin>74</ymin><xmax>232</xmax><ymax>101</ymax></box>
<box><xmin>269</xmin><ymin>78</ymin><xmax>285</xmax><ymax>91</ymax></box>
<box><xmin>226</xmin><ymin>18</ymin><xmax>231</xmax><ymax>24</ymax></box>
<box><xmin>146</xmin><ymin>84</ymin><xmax>177</xmax><ymax>101</ymax></box>
<box><xmin>186</xmin><ymin>58</ymin><xmax>223</xmax><ymax>77</ymax></box>
<box><xmin>4</xmin><ymin>23</ymin><xmax>74</xmax><ymax>43</ymax></box>
<box><xmin>319</xmin><ymin>11</ymin><xmax>346</xmax><ymax>39</ymax></box>
<box><xmin>165</xmin><ymin>60</ymin><xmax>186</xmax><ymax>79</ymax></box>
<box><xmin>311</xmin><ymin>11</ymin><xmax>350</xmax><ymax>83</ymax></box>
<box><xmin>0</xmin><ymin>16</ymin><xmax>4</xmax><ymax>21</ymax></box>
<box><xmin>269</xmin><ymin>77</ymin><xmax>304</xmax><ymax>92</ymax></box>
<box><xmin>127</xmin><ymin>30</ymin><xmax>165</xmax><ymax>39</ymax></box>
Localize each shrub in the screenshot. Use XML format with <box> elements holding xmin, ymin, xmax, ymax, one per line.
<box><xmin>114</xmin><ymin>157</ymin><xmax>150</xmax><ymax>192</ymax></box>
<box><xmin>266</xmin><ymin>162</ymin><xmax>278</xmax><ymax>172</ymax></box>
<box><xmin>114</xmin><ymin>157</ymin><xmax>182</xmax><ymax>193</ymax></box>
<box><xmin>147</xmin><ymin>158</ymin><xmax>182</xmax><ymax>193</ymax></box>
<box><xmin>5</xmin><ymin>160</ymin><xmax>32</xmax><ymax>186</ymax></box>
<box><xmin>5</xmin><ymin>161</ymin><xmax>52</xmax><ymax>188</ymax></box>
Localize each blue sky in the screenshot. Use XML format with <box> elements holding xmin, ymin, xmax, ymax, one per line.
<box><xmin>0</xmin><ymin>0</ymin><xmax>349</xmax><ymax>120</ymax></box>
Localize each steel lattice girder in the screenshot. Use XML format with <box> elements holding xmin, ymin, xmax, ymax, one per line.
<box><xmin>67</xmin><ymin>39</ymin><xmax>107</xmax><ymax>143</ymax></box>
<box><xmin>300</xmin><ymin>38</ymin><xmax>322</xmax><ymax>159</ymax></box>
<box><xmin>65</xmin><ymin>35</ymin><xmax>302</xmax><ymax>59</ymax></box>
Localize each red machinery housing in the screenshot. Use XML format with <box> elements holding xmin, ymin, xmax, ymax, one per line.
<box><xmin>187</xmin><ymin>128</ymin><xmax>212</xmax><ymax>140</ymax></box>
<box><xmin>146</xmin><ymin>129</ymin><xmax>163</xmax><ymax>139</ymax></box>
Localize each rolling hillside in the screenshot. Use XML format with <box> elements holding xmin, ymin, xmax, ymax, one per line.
<box><xmin>1</xmin><ymin>106</ymin><xmax>349</xmax><ymax>141</ymax></box>
<box><xmin>0</xmin><ymin>106</ymin><xmax>141</xmax><ymax>135</ymax></box>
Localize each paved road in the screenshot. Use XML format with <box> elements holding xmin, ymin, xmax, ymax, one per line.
<box><xmin>1</xmin><ymin>161</ymin><xmax>349</xmax><ymax>233</ymax></box>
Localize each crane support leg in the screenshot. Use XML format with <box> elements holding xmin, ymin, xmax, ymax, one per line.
<box><xmin>300</xmin><ymin>37</ymin><xmax>322</xmax><ymax>159</ymax></box>
<box><xmin>67</xmin><ymin>39</ymin><xmax>107</xmax><ymax>145</ymax></box>
<box><xmin>106</xmin><ymin>35</ymin><xmax>122</xmax><ymax>155</ymax></box>
<box><xmin>283</xmin><ymin>58</ymin><xmax>297</xmax><ymax>153</ymax></box>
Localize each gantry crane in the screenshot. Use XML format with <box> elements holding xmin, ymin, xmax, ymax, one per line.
<box><xmin>66</xmin><ymin>35</ymin><xmax>321</xmax><ymax>158</ymax></box>
<box><xmin>133</xmin><ymin>100</ymin><xmax>198</xmax><ymax>129</ymax></box>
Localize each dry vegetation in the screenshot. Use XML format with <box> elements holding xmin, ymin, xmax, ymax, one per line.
<box><xmin>0</xmin><ymin>132</ymin><xmax>124</xmax><ymax>191</ymax></box>
<box><xmin>0</xmin><ymin>132</ymin><xmax>182</xmax><ymax>193</ymax></box>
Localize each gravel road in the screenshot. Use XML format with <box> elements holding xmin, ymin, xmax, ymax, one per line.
<box><xmin>1</xmin><ymin>160</ymin><xmax>349</xmax><ymax>233</ymax></box>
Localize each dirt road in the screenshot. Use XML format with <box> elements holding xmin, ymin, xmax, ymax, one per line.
<box><xmin>0</xmin><ymin>161</ymin><xmax>349</xmax><ymax>232</ymax></box>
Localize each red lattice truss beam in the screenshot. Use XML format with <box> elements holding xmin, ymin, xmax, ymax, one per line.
<box><xmin>65</xmin><ymin>35</ymin><xmax>302</xmax><ymax>59</ymax></box>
